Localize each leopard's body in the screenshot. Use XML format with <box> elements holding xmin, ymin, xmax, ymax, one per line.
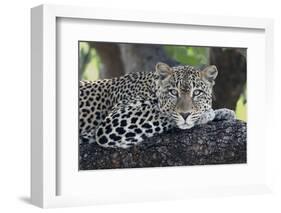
<box><xmin>79</xmin><ymin>63</ymin><xmax>235</xmax><ymax>148</ymax></box>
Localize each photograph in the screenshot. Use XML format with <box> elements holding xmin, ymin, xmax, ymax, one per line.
<box><xmin>78</xmin><ymin>42</ymin><xmax>247</xmax><ymax>170</ymax></box>
<box><xmin>27</xmin><ymin>3</ymin><xmax>277</xmax><ymax>209</ymax></box>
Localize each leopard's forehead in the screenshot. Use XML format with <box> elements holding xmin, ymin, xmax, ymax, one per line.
<box><xmin>170</xmin><ymin>65</ymin><xmax>203</xmax><ymax>91</ymax></box>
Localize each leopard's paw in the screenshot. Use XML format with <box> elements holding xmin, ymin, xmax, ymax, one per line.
<box><xmin>214</xmin><ymin>108</ymin><xmax>236</xmax><ymax>121</ymax></box>
<box><xmin>195</xmin><ymin>109</ymin><xmax>215</xmax><ymax>125</ymax></box>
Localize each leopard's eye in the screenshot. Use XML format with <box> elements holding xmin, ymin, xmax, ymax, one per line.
<box><xmin>193</xmin><ymin>89</ymin><xmax>203</xmax><ymax>96</ymax></box>
<box><xmin>169</xmin><ymin>89</ymin><xmax>178</xmax><ymax>97</ymax></box>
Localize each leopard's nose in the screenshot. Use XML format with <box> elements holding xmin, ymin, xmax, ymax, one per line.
<box><xmin>180</xmin><ymin>112</ymin><xmax>191</xmax><ymax>120</ymax></box>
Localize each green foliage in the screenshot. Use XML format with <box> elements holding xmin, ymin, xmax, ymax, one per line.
<box><xmin>79</xmin><ymin>42</ymin><xmax>101</xmax><ymax>81</ymax></box>
<box><xmin>235</xmin><ymin>88</ymin><xmax>247</xmax><ymax>121</ymax></box>
<box><xmin>164</xmin><ymin>46</ymin><xmax>208</xmax><ymax>66</ymax></box>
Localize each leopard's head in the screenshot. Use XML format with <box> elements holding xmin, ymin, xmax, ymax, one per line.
<box><xmin>155</xmin><ymin>62</ymin><xmax>218</xmax><ymax>129</ymax></box>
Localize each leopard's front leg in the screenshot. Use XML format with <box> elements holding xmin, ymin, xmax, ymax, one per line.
<box><xmin>195</xmin><ymin>108</ymin><xmax>236</xmax><ymax>125</ymax></box>
<box><xmin>95</xmin><ymin>100</ymin><xmax>170</xmax><ymax>149</ymax></box>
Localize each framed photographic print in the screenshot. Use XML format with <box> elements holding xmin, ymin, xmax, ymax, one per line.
<box><xmin>31</xmin><ymin>4</ymin><xmax>274</xmax><ymax>208</ymax></box>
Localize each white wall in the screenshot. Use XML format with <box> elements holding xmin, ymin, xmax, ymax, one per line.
<box><xmin>1</xmin><ymin>0</ymin><xmax>280</xmax><ymax>212</ymax></box>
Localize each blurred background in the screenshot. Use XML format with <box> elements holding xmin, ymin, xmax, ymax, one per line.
<box><xmin>79</xmin><ymin>42</ymin><xmax>247</xmax><ymax>121</ymax></box>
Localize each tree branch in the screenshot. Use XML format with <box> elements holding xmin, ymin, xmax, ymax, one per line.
<box><xmin>80</xmin><ymin>120</ymin><xmax>246</xmax><ymax>170</ymax></box>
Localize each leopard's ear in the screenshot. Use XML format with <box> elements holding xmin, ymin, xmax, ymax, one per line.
<box><xmin>155</xmin><ymin>62</ymin><xmax>173</xmax><ymax>80</ymax></box>
<box><xmin>201</xmin><ymin>65</ymin><xmax>218</xmax><ymax>86</ymax></box>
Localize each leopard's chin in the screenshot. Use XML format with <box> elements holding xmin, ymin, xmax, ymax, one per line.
<box><xmin>177</xmin><ymin>122</ymin><xmax>195</xmax><ymax>130</ymax></box>
<box><xmin>178</xmin><ymin>125</ymin><xmax>194</xmax><ymax>130</ymax></box>
<box><xmin>174</xmin><ymin>116</ymin><xmax>195</xmax><ymax>129</ymax></box>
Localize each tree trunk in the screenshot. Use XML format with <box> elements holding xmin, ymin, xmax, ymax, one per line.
<box><xmin>80</xmin><ymin>120</ymin><xmax>246</xmax><ymax>170</ymax></box>
<box><xmin>91</xmin><ymin>42</ymin><xmax>125</xmax><ymax>79</ymax></box>
<box><xmin>119</xmin><ymin>44</ymin><xmax>179</xmax><ymax>74</ymax></box>
<box><xmin>210</xmin><ymin>48</ymin><xmax>247</xmax><ymax>110</ymax></box>
<box><xmin>91</xmin><ymin>43</ymin><xmax>179</xmax><ymax>79</ymax></box>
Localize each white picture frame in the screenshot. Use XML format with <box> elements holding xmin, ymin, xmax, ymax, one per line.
<box><xmin>31</xmin><ymin>4</ymin><xmax>274</xmax><ymax>208</ymax></box>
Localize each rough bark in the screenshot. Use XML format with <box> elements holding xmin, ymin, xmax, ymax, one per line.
<box><xmin>210</xmin><ymin>48</ymin><xmax>247</xmax><ymax>110</ymax></box>
<box><xmin>79</xmin><ymin>120</ymin><xmax>246</xmax><ymax>170</ymax></box>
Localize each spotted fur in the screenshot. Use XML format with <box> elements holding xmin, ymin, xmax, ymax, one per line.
<box><xmin>79</xmin><ymin>62</ymin><xmax>235</xmax><ymax>148</ymax></box>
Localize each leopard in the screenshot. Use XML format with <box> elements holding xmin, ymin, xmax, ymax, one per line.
<box><xmin>79</xmin><ymin>62</ymin><xmax>236</xmax><ymax>148</ymax></box>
